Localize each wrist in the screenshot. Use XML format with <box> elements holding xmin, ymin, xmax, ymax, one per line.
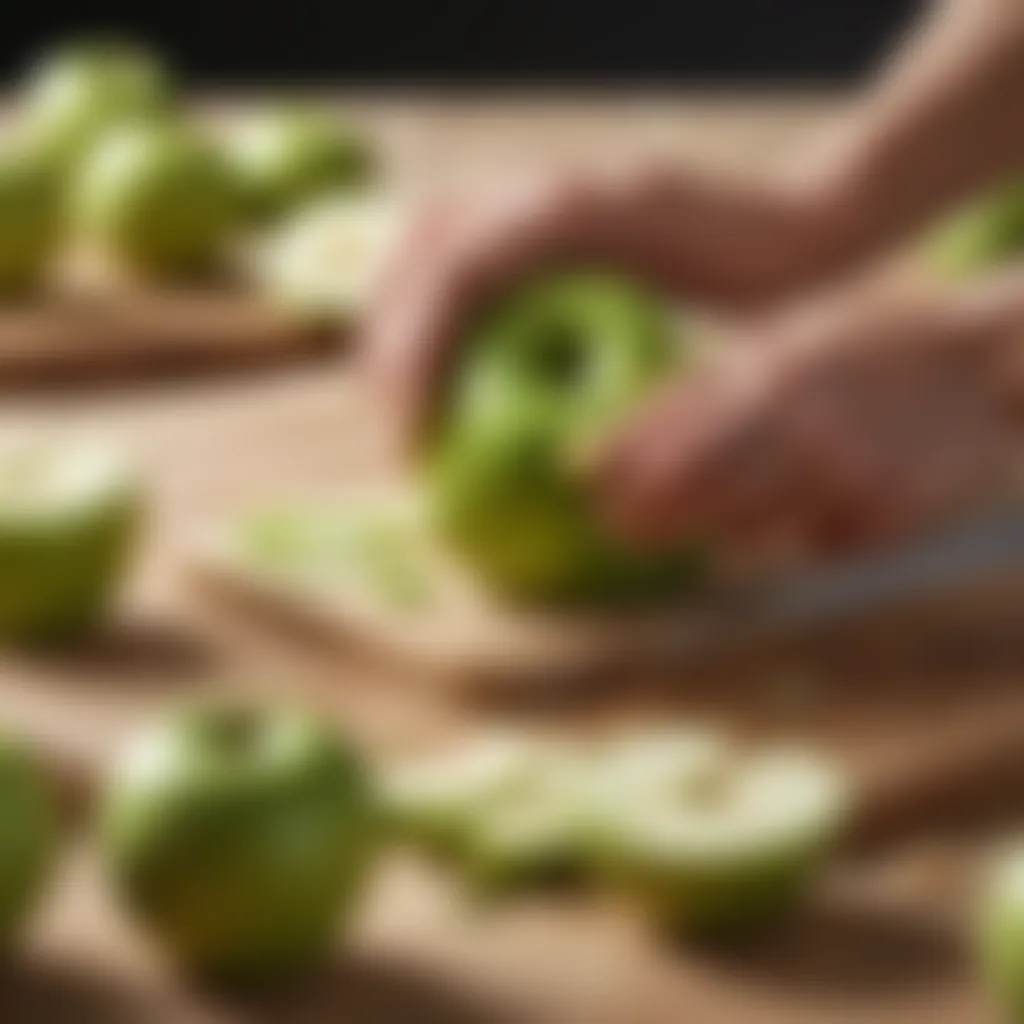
<box><xmin>604</xmin><ymin>162</ymin><xmax>869</xmax><ymax>306</ymax></box>
<box><xmin>768</xmin><ymin>160</ymin><xmax>888</xmax><ymax>296</ymax></box>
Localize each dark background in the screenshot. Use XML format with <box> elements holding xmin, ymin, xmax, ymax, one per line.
<box><xmin>1</xmin><ymin>1</ymin><xmax>920</xmax><ymax>86</ymax></box>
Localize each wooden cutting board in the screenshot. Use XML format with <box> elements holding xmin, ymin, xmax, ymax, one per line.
<box><xmin>0</xmin><ymin>286</ymin><xmax>335</xmax><ymax>387</ymax></box>
<box><xmin>190</xmin><ymin>484</ymin><xmax>1024</xmax><ymax>692</ymax></box>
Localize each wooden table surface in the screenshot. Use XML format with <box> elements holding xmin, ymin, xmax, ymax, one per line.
<box><xmin>0</xmin><ymin>95</ymin><xmax>1018</xmax><ymax>1024</ymax></box>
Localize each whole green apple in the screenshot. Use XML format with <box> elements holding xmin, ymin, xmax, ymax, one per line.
<box><xmin>0</xmin><ymin>438</ymin><xmax>141</xmax><ymax>646</ymax></box>
<box><xmin>229</xmin><ymin>107</ymin><xmax>375</xmax><ymax>222</ymax></box>
<box><xmin>22</xmin><ymin>38</ymin><xmax>172</xmax><ymax>173</ymax></box>
<box><xmin>102</xmin><ymin>704</ymin><xmax>379</xmax><ymax>982</ymax></box>
<box><xmin>930</xmin><ymin>181</ymin><xmax>1024</xmax><ymax>276</ymax></box>
<box><xmin>978</xmin><ymin>846</ymin><xmax>1024</xmax><ymax>1020</ymax></box>
<box><xmin>586</xmin><ymin>732</ymin><xmax>848</xmax><ymax>940</ymax></box>
<box><xmin>428</xmin><ymin>271</ymin><xmax>706</xmax><ymax>605</ymax></box>
<box><xmin>0</xmin><ymin>735</ymin><xmax>57</xmax><ymax>946</ymax></box>
<box><xmin>72</xmin><ymin>123</ymin><xmax>238</xmax><ymax>279</ymax></box>
<box><xmin>0</xmin><ymin>151</ymin><xmax>60</xmax><ymax>298</ymax></box>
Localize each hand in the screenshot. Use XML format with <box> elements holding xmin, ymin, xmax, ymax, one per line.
<box><xmin>362</xmin><ymin>166</ymin><xmax>838</xmax><ymax>453</ymax></box>
<box><xmin>593</xmin><ymin>282</ymin><xmax>1024</xmax><ymax>560</ymax></box>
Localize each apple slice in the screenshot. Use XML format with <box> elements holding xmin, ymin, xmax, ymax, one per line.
<box><xmin>587</xmin><ymin>730</ymin><xmax>849</xmax><ymax>940</ymax></box>
<box><xmin>383</xmin><ymin>733</ymin><xmax>542</xmax><ymax>857</ymax></box>
<box><xmin>255</xmin><ymin>195</ymin><xmax>405</xmax><ymax>326</ymax></box>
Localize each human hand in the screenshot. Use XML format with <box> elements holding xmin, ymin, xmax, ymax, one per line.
<box><xmin>362</xmin><ymin>166</ymin><xmax>839</xmax><ymax>453</ymax></box>
<box><xmin>593</xmin><ymin>281</ymin><xmax>1024</xmax><ymax>560</ymax></box>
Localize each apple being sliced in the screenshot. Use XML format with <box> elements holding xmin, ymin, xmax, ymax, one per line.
<box><xmin>0</xmin><ymin>437</ymin><xmax>141</xmax><ymax>645</ymax></box>
<box><xmin>930</xmin><ymin>181</ymin><xmax>1024</xmax><ymax>276</ymax></box>
<box><xmin>428</xmin><ymin>270</ymin><xmax>707</xmax><ymax>607</ymax></box>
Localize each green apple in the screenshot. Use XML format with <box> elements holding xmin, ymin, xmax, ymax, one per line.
<box><xmin>22</xmin><ymin>38</ymin><xmax>172</xmax><ymax>173</ymax></box>
<box><xmin>0</xmin><ymin>150</ymin><xmax>60</xmax><ymax>298</ymax></box>
<box><xmin>586</xmin><ymin>730</ymin><xmax>848</xmax><ymax>941</ymax></box>
<box><xmin>229</xmin><ymin>107</ymin><xmax>376</xmax><ymax>222</ymax></box>
<box><xmin>255</xmin><ymin>195</ymin><xmax>404</xmax><ymax>325</ymax></box>
<box><xmin>102</xmin><ymin>703</ymin><xmax>379</xmax><ymax>983</ymax></box>
<box><xmin>0</xmin><ymin>735</ymin><xmax>58</xmax><ymax>946</ymax></box>
<box><xmin>72</xmin><ymin>122</ymin><xmax>238</xmax><ymax>279</ymax></box>
<box><xmin>977</xmin><ymin>845</ymin><xmax>1024</xmax><ymax>1020</ymax></box>
<box><xmin>0</xmin><ymin>438</ymin><xmax>141</xmax><ymax>646</ymax></box>
<box><xmin>428</xmin><ymin>271</ymin><xmax>706</xmax><ymax>605</ymax></box>
<box><xmin>930</xmin><ymin>181</ymin><xmax>1024</xmax><ymax>276</ymax></box>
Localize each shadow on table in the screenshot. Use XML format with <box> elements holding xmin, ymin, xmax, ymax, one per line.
<box><xmin>698</xmin><ymin>898</ymin><xmax>963</xmax><ymax>999</ymax></box>
<box><xmin>204</xmin><ymin>951</ymin><xmax>516</xmax><ymax>1024</ymax></box>
<box><xmin>20</xmin><ymin>614</ymin><xmax>222</xmax><ymax>691</ymax></box>
<box><xmin>1</xmin><ymin>955</ymin><xmax>181</xmax><ymax>1024</ymax></box>
<box><xmin>2</xmin><ymin>950</ymin><xmax>516</xmax><ymax>1024</ymax></box>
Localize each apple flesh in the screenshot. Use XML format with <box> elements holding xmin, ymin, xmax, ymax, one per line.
<box><xmin>0</xmin><ymin>736</ymin><xmax>57</xmax><ymax>947</ymax></box>
<box><xmin>0</xmin><ymin>439</ymin><xmax>140</xmax><ymax>646</ymax></box>
<box><xmin>72</xmin><ymin>123</ymin><xmax>238</xmax><ymax>279</ymax></box>
<box><xmin>102</xmin><ymin>704</ymin><xmax>379</xmax><ymax>983</ymax></box>
<box><xmin>385</xmin><ymin>735</ymin><xmax>590</xmax><ymax>894</ymax></box>
<box><xmin>256</xmin><ymin>195</ymin><xmax>404</xmax><ymax>325</ymax></box>
<box><xmin>428</xmin><ymin>271</ymin><xmax>707</xmax><ymax>606</ymax></box>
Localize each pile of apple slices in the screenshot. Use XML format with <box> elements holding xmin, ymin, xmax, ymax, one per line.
<box><xmin>384</xmin><ymin>727</ymin><xmax>849</xmax><ymax>939</ymax></box>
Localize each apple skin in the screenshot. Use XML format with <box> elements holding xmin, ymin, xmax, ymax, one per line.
<box><xmin>0</xmin><ymin>444</ymin><xmax>141</xmax><ymax>647</ymax></box>
<box><xmin>101</xmin><ymin>705</ymin><xmax>379</xmax><ymax>983</ymax></box>
<box><xmin>978</xmin><ymin>847</ymin><xmax>1024</xmax><ymax>1021</ymax></box>
<box><xmin>22</xmin><ymin>39</ymin><xmax>172</xmax><ymax>174</ymax></box>
<box><xmin>596</xmin><ymin>836</ymin><xmax>832</xmax><ymax>941</ymax></box>
<box><xmin>72</xmin><ymin>123</ymin><xmax>238</xmax><ymax>279</ymax></box>
<box><xmin>229</xmin><ymin>108</ymin><xmax>376</xmax><ymax>223</ymax></box>
<box><xmin>0</xmin><ymin>736</ymin><xmax>58</xmax><ymax>947</ymax></box>
<box><xmin>428</xmin><ymin>271</ymin><xmax>707</xmax><ymax>606</ymax></box>
<box><xmin>931</xmin><ymin>182</ymin><xmax>1024</xmax><ymax>276</ymax></box>
<box><xmin>0</xmin><ymin>152</ymin><xmax>60</xmax><ymax>298</ymax></box>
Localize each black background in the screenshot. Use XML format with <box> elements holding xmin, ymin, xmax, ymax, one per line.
<box><xmin>1</xmin><ymin>1</ymin><xmax>920</xmax><ymax>86</ymax></box>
